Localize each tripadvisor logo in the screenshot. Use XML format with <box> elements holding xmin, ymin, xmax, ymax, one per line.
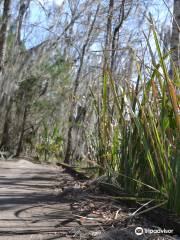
<box><xmin>135</xmin><ymin>227</ymin><xmax>144</xmax><ymax>236</ymax></box>
<box><xmin>135</xmin><ymin>226</ymin><xmax>174</xmax><ymax>236</ymax></box>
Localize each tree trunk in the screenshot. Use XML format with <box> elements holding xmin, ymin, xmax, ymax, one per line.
<box><xmin>170</xmin><ymin>0</ymin><xmax>180</xmax><ymax>129</ymax></box>
<box><xmin>0</xmin><ymin>0</ymin><xmax>11</xmax><ymax>73</ymax></box>
<box><xmin>170</xmin><ymin>0</ymin><xmax>180</xmax><ymax>70</ymax></box>
<box><xmin>15</xmin><ymin>105</ymin><xmax>28</xmax><ymax>157</ymax></box>
<box><xmin>103</xmin><ymin>0</ymin><xmax>114</xmax><ymax>72</ymax></box>
<box><xmin>64</xmin><ymin>5</ymin><xmax>99</xmax><ymax>164</ymax></box>
<box><xmin>15</xmin><ymin>0</ymin><xmax>31</xmax><ymax>46</ymax></box>
<box><xmin>0</xmin><ymin>99</ymin><xmax>12</xmax><ymax>151</ymax></box>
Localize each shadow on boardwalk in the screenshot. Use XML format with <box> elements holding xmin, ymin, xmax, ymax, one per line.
<box><xmin>0</xmin><ymin>160</ymin><xmax>179</xmax><ymax>240</ymax></box>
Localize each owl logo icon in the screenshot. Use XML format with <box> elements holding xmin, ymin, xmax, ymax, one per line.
<box><xmin>135</xmin><ymin>227</ymin><xmax>144</xmax><ymax>236</ymax></box>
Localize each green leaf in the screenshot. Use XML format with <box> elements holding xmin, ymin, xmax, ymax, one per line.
<box><xmin>163</xmin><ymin>117</ymin><xmax>169</xmax><ymax>130</ymax></box>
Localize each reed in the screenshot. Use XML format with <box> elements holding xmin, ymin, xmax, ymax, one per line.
<box><xmin>92</xmin><ymin>25</ymin><xmax>180</xmax><ymax>214</ymax></box>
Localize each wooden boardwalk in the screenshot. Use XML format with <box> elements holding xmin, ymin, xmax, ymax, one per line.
<box><xmin>0</xmin><ymin>160</ymin><xmax>178</xmax><ymax>240</ymax></box>
<box><xmin>0</xmin><ymin>160</ymin><xmax>119</xmax><ymax>240</ymax></box>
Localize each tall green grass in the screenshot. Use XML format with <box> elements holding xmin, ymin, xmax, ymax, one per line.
<box><xmin>92</xmin><ymin>26</ymin><xmax>180</xmax><ymax>214</ymax></box>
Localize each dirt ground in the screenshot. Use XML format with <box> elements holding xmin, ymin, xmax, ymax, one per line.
<box><xmin>0</xmin><ymin>159</ymin><xmax>179</xmax><ymax>240</ymax></box>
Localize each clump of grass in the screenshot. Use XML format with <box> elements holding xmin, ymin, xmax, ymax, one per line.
<box><xmin>92</xmin><ymin>24</ymin><xmax>180</xmax><ymax>214</ymax></box>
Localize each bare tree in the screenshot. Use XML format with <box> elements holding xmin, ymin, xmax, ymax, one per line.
<box><xmin>0</xmin><ymin>0</ymin><xmax>11</xmax><ymax>73</ymax></box>
<box><xmin>15</xmin><ymin>0</ymin><xmax>31</xmax><ymax>46</ymax></box>
<box><xmin>103</xmin><ymin>0</ymin><xmax>114</xmax><ymax>73</ymax></box>
<box><xmin>64</xmin><ymin>4</ymin><xmax>100</xmax><ymax>164</ymax></box>
<box><xmin>170</xmin><ymin>0</ymin><xmax>180</xmax><ymax>70</ymax></box>
<box><xmin>111</xmin><ymin>0</ymin><xmax>132</xmax><ymax>72</ymax></box>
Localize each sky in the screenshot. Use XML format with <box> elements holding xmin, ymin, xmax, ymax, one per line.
<box><xmin>23</xmin><ymin>0</ymin><xmax>64</xmax><ymax>47</ymax></box>
<box><xmin>24</xmin><ymin>0</ymin><xmax>172</xmax><ymax>50</ymax></box>
<box><xmin>39</xmin><ymin>0</ymin><xmax>64</xmax><ymax>6</ymax></box>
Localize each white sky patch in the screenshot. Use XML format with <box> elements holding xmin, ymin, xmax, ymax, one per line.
<box><xmin>39</xmin><ymin>0</ymin><xmax>64</xmax><ymax>6</ymax></box>
<box><xmin>53</xmin><ymin>0</ymin><xmax>64</xmax><ymax>6</ymax></box>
